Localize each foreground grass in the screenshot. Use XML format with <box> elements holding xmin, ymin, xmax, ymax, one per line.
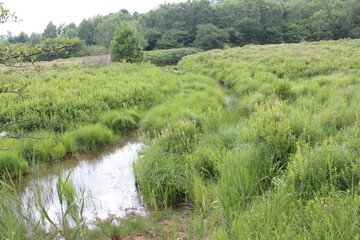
<box><xmin>0</xmin><ymin>55</ymin><xmax>225</xmax><ymax>238</ymax></box>
<box><xmin>135</xmin><ymin>39</ymin><xmax>360</xmax><ymax>239</ymax></box>
<box><xmin>1</xmin><ymin>39</ymin><xmax>360</xmax><ymax>239</ymax></box>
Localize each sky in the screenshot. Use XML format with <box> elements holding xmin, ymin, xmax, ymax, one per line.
<box><xmin>0</xmin><ymin>0</ymin><xmax>187</xmax><ymax>36</ymax></box>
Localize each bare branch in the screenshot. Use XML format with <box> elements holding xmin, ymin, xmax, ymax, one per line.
<box><xmin>0</xmin><ymin>43</ymin><xmax>76</xmax><ymax>68</ymax></box>
<box><xmin>0</xmin><ymin>119</ymin><xmax>31</xmax><ymax>128</ymax></box>
<box><xmin>3</xmin><ymin>135</ymin><xmax>56</xmax><ymax>140</ymax></box>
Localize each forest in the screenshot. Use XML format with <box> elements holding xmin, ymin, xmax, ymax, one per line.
<box><xmin>2</xmin><ymin>0</ymin><xmax>360</xmax><ymax>58</ymax></box>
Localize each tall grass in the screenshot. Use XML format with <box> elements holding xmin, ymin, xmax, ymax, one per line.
<box><xmin>1</xmin><ymin>39</ymin><xmax>360</xmax><ymax>238</ymax></box>
<box><xmin>0</xmin><ymin>179</ymin><xmax>27</xmax><ymax>240</ymax></box>
<box><xmin>75</xmin><ymin>124</ymin><xmax>116</xmax><ymax>152</ymax></box>
<box><xmin>0</xmin><ymin>152</ymin><xmax>28</xmax><ymax>178</ymax></box>
<box><xmin>175</xmin><ymin>39</ymin><xmax>360</xmax><ymax>238</ymax></box>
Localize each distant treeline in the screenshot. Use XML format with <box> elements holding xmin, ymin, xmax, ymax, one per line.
<box><xmin>2</xmin><ymin>0</ymin><xmax>359</xmax><ymax>54</ymax></box>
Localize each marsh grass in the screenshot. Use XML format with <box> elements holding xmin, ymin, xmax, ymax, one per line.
<box><xmin>99</xmin><ymin>109</ymin><xmax>140</xmax><ymax>134</ymax></box>
<box><xmin>75</xmin><ymin>124</ymin><xmax>116</xmax><ymax>152</ymax></box>
<box><xmin>175</xmin><ymin>39</ymin><xmax>360</xmax><ymax>238</ymax></box>
<box><xmin>1</xmin><ymin>39</ymin><xmax>360</xmax><ymax>239</ymax></box>
<box><xmin>0</xmin><ymin>178</ymin><xmax>27</xmax><ymax>240</ymax></box>
<box><xmin>0</xmin><ymin>152</ymin><xmax>28</xmax><ymax>178</ymax></box>
<box><xmin>36</xmin><ymin>171</ymin><xmax>87</xmax><ymax>239</ymax></box>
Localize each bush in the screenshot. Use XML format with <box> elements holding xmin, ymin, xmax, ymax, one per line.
<box><xmin>110</xmin><ymin>25</ymin><xmax>143</xmax><ymax>63</ymax></box>
<box><xmin>144</xmin><ymin>48</ymin><xmax>201</xmax><ymax>65</ymax></box>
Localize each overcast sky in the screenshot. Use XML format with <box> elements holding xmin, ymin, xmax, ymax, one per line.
<box><xmin>0</xmin><ymin>0</ymin><xmax>187</xmax><ymax>36</ymax></box>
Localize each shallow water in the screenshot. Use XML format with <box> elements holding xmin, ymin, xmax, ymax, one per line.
<box><xmin>21</xmin><ymin>138</ymin><xmax>145</xmax><ymax>229</ymax></box>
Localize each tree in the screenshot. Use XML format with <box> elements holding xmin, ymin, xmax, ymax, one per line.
<box><xmin>0</xmin><ymin>3</ymin><xmax>18</xmax><ymax>23</ymax></box>
<box><xmin>156</xmin><ymin>29</ymin><xmax>191</xmax><ymax>49</ymax></box>
<box><xmin>63</xmin><ymin>23</ymin><xmax>78</xmax><ymax>39</ymax></box>
<box><xmin>43</xmin><ymin>21</ymin><xmax>58</xmax><ymax>38</ymax></box>
<box><xmin>77</xmin><ymin>16</ymin><xmax>102</xmax><ymax>45</ymax></box>
<box><xmin>110</xmin><ymin>24</ymin><xmax>143</xmax><ymax>63</ymax></box>
<box><xmin>193</xmin><ymin>23</ymin><xmax>229</xmax><ymax>50</ymax></box>
<box><xmin>28</xmin><ymin>33</ymin><xmax>42</xmax><ymax>47</ymax></box>
<box><xmin>94</xmin><ymin>12</ymin><xmax>133</xmax><ymax>49</ymax></box>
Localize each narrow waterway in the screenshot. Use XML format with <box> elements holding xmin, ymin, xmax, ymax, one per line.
<box><xmin>20</xmin><ymin>136</ymin><xmax>146</xmax><ymax>230</ymax></box>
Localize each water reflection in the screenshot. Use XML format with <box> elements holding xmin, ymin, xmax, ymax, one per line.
<box><xmin>21</xmin><ymin>140</ymin><xmax>145</xmax><ymax>229</ymax></box>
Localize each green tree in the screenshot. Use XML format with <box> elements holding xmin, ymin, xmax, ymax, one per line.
<box><xmin>16</xmin><ymin>31</ymin><xmax>29</xmax><ymax>43</ymax></box>
<box><xmin>142</xmin><ymin>28</ymin><xmax>162</xmax><ymax>50</ymax></box>
<box><xmin>94</xmin><ymin>12</ymin><xmax>133</xmax><ymax>48</ymax></box>
<box><xmin>77</xmin><ymin>16</ymin><xmax>102</xmax><ymax>45</ymax></box>
<box><xmin>193</xmin><ymin>23</ymin><xmax>229</xmax><ymax>50</ymax></box>
<box><xmin>110</xmin><ymin>24</ymin><xmax>143</xmax><ymax>63</ymax></box>
<box><xmin>156</xmin><ymin>29</ymin><xmax>191</xmax><ymax>49</ymax></box>
<box><xmin>63</xmin><ymin>23</ymin><xmax>78</xmax><ymax>39</ymax></box>
<box><xmin>43</xmin><ymin>21</ymin><xmax>58</xmax><ymax>38</ymax></box>
<box><xmin>28</xmin><ymin>33</ymin><xmax>42</xmax><ymax>47</ymax></box>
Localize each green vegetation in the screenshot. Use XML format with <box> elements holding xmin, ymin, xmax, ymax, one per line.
<box><xmin>110</xmin><ymin>25</ymin><xmax>143</xmax><ymax>63</ymax></box>
<box><xmin>136</xmin><ymin>39</ymin><xmax>360</xmax><ymax>238</ymax></box>
<box><xmin>144</xmin><ymin>48</ymin><xmax>201</xmax><ymax>65</ymax></box>
<box><xmin>2</xmin><ymin>0</ymin><xmax>360</xmax><ymax>60</ymax></box>
<box><xmin>193</xmin><ymin>24</ymin><xmax>229</xmax><ymax>50</ymax></box>
<box><xmin>0</xmin><ymin>61</ymin><xmax>178</xmax><ymax>177</ymax></box>
<box><xmin>0</xmin><ymin>38</ymin><xmax>359</xmax><ymax>239</ymax></box>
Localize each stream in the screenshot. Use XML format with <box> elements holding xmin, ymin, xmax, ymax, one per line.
<box><xmin>20</xmin><ymin>136</ymin><xmax>146</xmax><ymax>230</ymax></box>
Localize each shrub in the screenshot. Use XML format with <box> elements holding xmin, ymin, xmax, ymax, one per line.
<box><xmin>81</xmin><ymin>45</ymin><xmax>108</xmax><ymax>56</ymax></box>
<box><xmin>110</xmin><ymin>25</ymin><xmax>143</xmax><ymax>63</ymax></box>
<box><xmin>144</xmin><ymin>48</ymin><xmax>201</xmax><ymax>65</ymax></box>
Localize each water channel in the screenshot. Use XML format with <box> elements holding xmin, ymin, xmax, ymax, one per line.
<box><xmin>20</xmin><ymin>135</ymin><xmax>146</xmax><ymax>230</ymax></box>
